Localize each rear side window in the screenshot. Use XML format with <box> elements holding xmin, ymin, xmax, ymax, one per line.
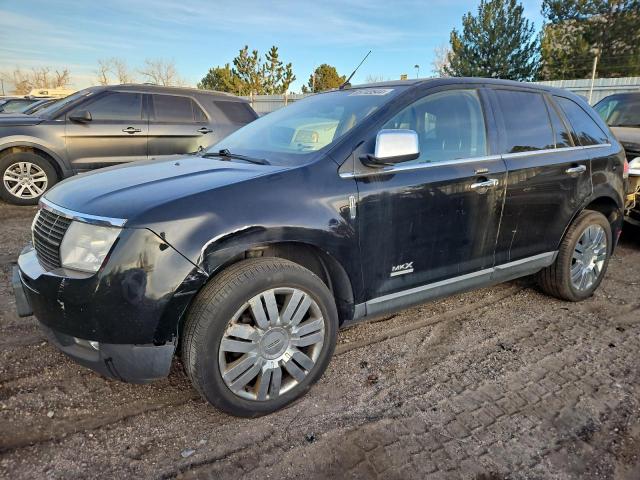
<box><xmin>554</xmin><ymin>96</ymin><xmax>608</xmax><ymax>146</ymax></box>
<box><xmin>152</xmin><ymin>94</ymin><xmax>205</xmax><ymax>123</ymax></box>
<box><xmin>211</xmin><ymin>100</ymin><xmax>256</xmax><ymax>124</ymax></box>
<box><xmin>82</xmin><ymin>92</ymin><xmax>142</xmax><ymax>121</ymax></box>
<box><xmin>494</xmin><ymin>90</ymin><xmax>554</xmax><ymax>153</ymax></box>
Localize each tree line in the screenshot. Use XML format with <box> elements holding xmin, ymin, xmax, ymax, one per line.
<box><xmin>438</xmin><ymin>0</ymin><xmax>640</xmax><ymax>81</ymax></box>
<box><xmin>2</xmin><ymin>0</ymin><xmax>636</xmax><ymax>96</ymax></box>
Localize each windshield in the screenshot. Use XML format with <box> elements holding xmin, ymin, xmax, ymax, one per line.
<box><xmin>37</xmin><ymin>90</ymin><xmax>93</xmax><ymax>119</ymax></box>
<box><xmin>594</xmin><ymin>95</ymin><xmax>640</xmax><ymax>127</ymax></box>
<box><xmin>209</xmin><ymin>87</ymin><xmax>405</xmax><ymax>165</ymax></box>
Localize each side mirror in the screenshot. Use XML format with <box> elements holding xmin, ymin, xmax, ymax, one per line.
<box><xmin>69</xmin><ymin>110</ymin><xmax>92</xmax><ymax>123</ymax></box>
<box><xmin>629</xmin><ymin>157</ymin><xmax>640</xmax><ymax>176</ymax></box>
<box><xmin>363</xmin><ymin>129</ymin><xmax>420</xmax><ymax>166</ymax></box>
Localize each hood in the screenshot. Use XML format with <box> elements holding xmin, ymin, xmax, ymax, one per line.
<box><xmin>43</xmin><ymin>155</ymin><xmax>288</xmax><ymax>223</ymax></box>
<box><xmin>0</xmin><ymin>114</ymin><xmax>44</xmax><ymax>126</ymax></box>
<box><xmin>610</xmin><ymin>126</ymin><xmax>640</xmax><ymax>152</ymax></box>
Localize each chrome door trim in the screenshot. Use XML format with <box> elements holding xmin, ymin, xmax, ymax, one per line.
<box><xmin>344</xmin><ymin>251</ymin><xmax>557</xmax><ymax>325</ymax></box>
<box><xmin>339</xmin><ymin>154</ymin><xmax>503</xmax><ymax>179</ymax></box>
<box><xmin>340</xmin><ymin>144</ymin><xmax>612</xmax><ymax>180</ymax></box>
<box><xmin>40</xmin><ymin>197</ymin><xmax>127</xmax><ymax>227</ymax></box>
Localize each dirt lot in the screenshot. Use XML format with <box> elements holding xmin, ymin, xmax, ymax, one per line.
<box><xmin>0</xmin><ymin>202</ymin><xmax>639</xmax><ymax>480</ymax></box>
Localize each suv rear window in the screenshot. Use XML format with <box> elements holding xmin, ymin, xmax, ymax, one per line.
<box><xmin>494</xmin><ymin>90</ymin><xmax>554</xmax><ymax>153</ymax></box>
<box><xmin>211</xmin><ymin>100</ymin><xmax>256</xmax><ymax>124</ymax></box>
<box><xmin>554</xmin><ymin>96</ymin><xmax>608</xmax><ymax>146</ymax></box>
<box><xmin>152</xmin><ymin>94</ymin><xmax>206</xmax><ymax>123</ymax></box>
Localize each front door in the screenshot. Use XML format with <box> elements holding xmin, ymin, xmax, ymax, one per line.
<box><xmin>65</xmin><ymin>91</ymin><xmax>148</xmax><ymax>170</ymax></box>
<box><xmin>355</xmin><ymin>88</ymin><xmax>506</xmax><ymax>313</ymax></box>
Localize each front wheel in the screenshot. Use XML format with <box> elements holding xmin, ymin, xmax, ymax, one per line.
<box><xmin>0</xmin><ymin>151</ymin><xmax>58</xmax><ymax>205</ymax></box>
<box><xmin>181</xmin><ymin>257</ymin><xmax>338</xmax><ymax>417</ymax></box>
<box><xmin>537</xmin><ymin>210</ymin><xmax>612</xmax><ymax>301</ymax></box>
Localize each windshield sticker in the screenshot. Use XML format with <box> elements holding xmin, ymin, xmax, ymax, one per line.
<box><xmin>349</xmin><ymin>88</ymin><xmax>394</xmax><ymax>96</ymax></box>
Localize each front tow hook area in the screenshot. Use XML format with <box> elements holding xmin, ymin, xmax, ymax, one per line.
<box><xmin>12</xmin><ymin>266</ymin><xmax>33</xmax><ymax>317</ymax></box>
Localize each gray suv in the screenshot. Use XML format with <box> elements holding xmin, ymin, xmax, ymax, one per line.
<box><xmin>0</xmin><ymin>84</ymin><xmax>257</xmax><ymax>204</ymax></box>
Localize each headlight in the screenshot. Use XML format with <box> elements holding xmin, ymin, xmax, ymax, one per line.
<box><xmin>60</xmin><ymin>221</ymin><xmax>121</xmax><ymax>273</ymax></box>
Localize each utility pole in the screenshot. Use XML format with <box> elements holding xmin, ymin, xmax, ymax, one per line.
<box><xmin>414</xmin><ymin>64</ymin><xmax>420</xmax><ymax>79</ymax></box>
<box><xmin>588</xmin><ymin>51</ymin><xmax>599</xmax><ymax>104</ymax></box>
<box><xmin>0</xmin><ymin>79</ymin><xmax>4</xmax><ymax>96</ymax></box>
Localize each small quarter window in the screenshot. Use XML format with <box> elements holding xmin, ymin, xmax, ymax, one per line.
<box><xmin>494</xmin><ymin>90</ymin><xmax>554</xmax><ymax>153</ymax></box>
<box><xmin>545</xmin><ymin>98</ymin><xmax>573</xmax><ymax>148</ymax></box>
<box><xmin>554</xmin><ymin>96</ymin><xmax>608</xmax><ymax>146</ymax></box>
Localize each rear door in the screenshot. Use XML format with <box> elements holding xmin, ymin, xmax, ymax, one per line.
<box><xmin>148</xmin><ymin>94</ymin><xmax>213</xmax><ymax>158</ymax></box>
<box><xmin>490</xmin><ymin>88</ymin><xmax>592</xmax><ymax>265</ymax></box>
<box><xmin>65</xmin><ymin>91</ymin><xmax>148</xmax><ymax>170</ymax></box>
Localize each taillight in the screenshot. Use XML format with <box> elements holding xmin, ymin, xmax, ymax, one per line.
<box><xmin>623</xmin><ymin>159</ymin><xmax>629</xmax><ymax>179</ymax></box>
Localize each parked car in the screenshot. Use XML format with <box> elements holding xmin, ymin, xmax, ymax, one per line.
<box><xmin>21</xmin><ymin>98</ymin><xmax>59</xmax><ymax>115</ymax></box>
<box><xmin>13</xmin><ymin>78</ymin><xmax>625</xmax><ymax>417</ymax></box>
<box><xmin>594</xmin><ymin>92</ymin><xmax>640</xmax><ymax>226</ymax></box>
<box><xmin>0</xmin><ymin>97</ymin><xmax>41</xmax><ymax>113</ymax></box>
<box><xmin>0</xmin><ymin>84</ymin><xmax>257</xmax><ymax>204</ymax></box>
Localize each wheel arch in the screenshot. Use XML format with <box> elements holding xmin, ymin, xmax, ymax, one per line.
<box><xmin>560</xmin><ymin>194</ymin><xmax>623</xmax><ymax>253</ymax></box>
<box><xmin>0</xmin><ymin>143</ymin><xmax>67</xmax><ymax>180</ymax></box>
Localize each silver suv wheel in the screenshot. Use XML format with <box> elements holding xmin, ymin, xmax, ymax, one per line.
<box><xmin>218</xmin><ymin>287</ymin><xmax>325</xmax><ymax>401</ymax></box>
<box><xmin>571</xmin><ymin>224</ymin><xmax>607</xmax><ymax>291</ymax></box>
<box><xmin>3</xmin><ymin>162</ymin><xmax>48</xmax><ymax>199</ymax></box>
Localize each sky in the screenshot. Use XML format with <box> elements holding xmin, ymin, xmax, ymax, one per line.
<box><xmin>0</xmin><ymin>0</ymin><xmax>544</xmax><ymax>93</ymax></box>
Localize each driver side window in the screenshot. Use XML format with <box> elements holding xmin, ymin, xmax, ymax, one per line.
<box><xmin>382</xmin><ymin>89</ymin><xmax>487</xmax><ymax>164</ymax></box>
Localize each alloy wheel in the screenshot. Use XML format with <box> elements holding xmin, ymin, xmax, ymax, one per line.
<box><xmin>570</xmin><ymin>224</ymin><xmax>607</xmax><ymax>291</ymax></box>
<box><xmin>3</xmin><ymin>162</ymin><xmax>48</xmax><ymax>199</ymax></box>
<box><xmin>218</xmin><ymin>287</ymin><xmax>325</xmax><ymax>401</ymax></box>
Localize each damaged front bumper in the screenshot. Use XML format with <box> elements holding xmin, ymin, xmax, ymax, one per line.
<box><xmin>13</xmin><ymin>228</ymin><xmax>207</xmax><ymax>383</ymax></box>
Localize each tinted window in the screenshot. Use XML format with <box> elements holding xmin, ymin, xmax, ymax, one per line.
<box><xmin>555</xmin><ymin>96</ymin><xmax>608</xmax><ymax>146</ymax></box>
<box><xmin>545</xmin><ymin>98</ymin><xmax>573</xmax><ymax>148</ymax></box>
<box><xmin>153</xmin><ymin>94</ymin><xmax>195</xmax><ymax>122</ymax></box>
<box><xmin>594</xmin><ymin>94</ymin><xmax>640</xmax><ymax>127</ymax></box>
<box><xmin>212</xmin><ymin>100</ymin><xmax>256</xmax><ymax>124</ymax></box>
<box><xmin>382</xmin><ymin>89</ymin><xmax>487</xmax><ymax>164</ymax></box>
<box><xmin>495</xmin><ymin>90</ymin><xmax>554</xmax><ymax>153</ymax></box>
<box><xmin>82</xmin><ymin>92</ymin><xmax>142</xmax><ymax>121</ymax></box>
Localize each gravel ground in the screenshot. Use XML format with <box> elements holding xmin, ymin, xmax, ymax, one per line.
<box><xmin>0</xmin><ymin>202</ymin><xmax>639</xmax><ymax>480</ymax></box>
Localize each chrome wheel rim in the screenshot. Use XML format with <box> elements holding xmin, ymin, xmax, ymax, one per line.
<box><xmin>571</xmin><ymin>224</ymin><xmax>607</xmax><ymax>291</ymax></box>
<box><xmin>218</xmin><ymin>287</ymin><xmax>325</xmax><ymax>401</ymax></box>
<box><xmin>3</xmin><ymin>162</ymin><xmax>48</xmax><ymax>199</ymax></box>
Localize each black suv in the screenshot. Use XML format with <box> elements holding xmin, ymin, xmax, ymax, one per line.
<box><xmin>0</xmin><ymin>84</ymin><xmax>257</xmax><ymax>205</ymax></box>
<box><xmin>13</xmin><ymin>78</ymin><xmax>625</xmax><ymax>417</ymax></box>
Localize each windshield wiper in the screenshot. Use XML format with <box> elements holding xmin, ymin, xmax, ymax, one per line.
<box><xmin>202</xmin><ymin>149</ymin><xmax>270</xmax><ymax>165</ymax></box>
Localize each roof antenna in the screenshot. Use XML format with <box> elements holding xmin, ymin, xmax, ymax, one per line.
<box><xmin>339</xmin><ymin>50</ymin><xmax>372</xmax><ymax>90</ymax></box>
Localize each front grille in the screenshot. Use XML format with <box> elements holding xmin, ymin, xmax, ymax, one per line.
<box><xmin>32</xmin><ymin>208</ymin><xmax>72</xmax><ymax>270</ymax></box>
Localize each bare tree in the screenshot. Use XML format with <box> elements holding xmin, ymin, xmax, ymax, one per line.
<box><xmin>431</xmin><ymin>44</ymin><xmax>452</xmax><ymax>77</ymax></box>
<box><xmin>1</xmin><ymin>66</ymin><xmax>72</xmax><ymax>94</ymax></box>
<box><xmin>95</xmin><ymin>58</ymin><xmax>136</xmax><ymax>85</ymax></box>
<box><xmin>365</xmin><ymin>74</ymin><xmax>385</xmax><ymax>83</ymax></box>
<box><xmin>139</xmin><ymin>58</ymin><xmax>184</xmax><ymax>86</ymax></box>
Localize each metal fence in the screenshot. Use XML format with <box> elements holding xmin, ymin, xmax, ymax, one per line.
<box><xmin>243</xmin><ymin>77</ymin><xmax>640</xmax><ymax>114</ymax></box>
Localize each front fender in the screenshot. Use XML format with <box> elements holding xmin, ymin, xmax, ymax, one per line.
<box><xmin>0</xmin><ymin>136</ymin><xmax>71</xmax><ymax>175</ymax></box>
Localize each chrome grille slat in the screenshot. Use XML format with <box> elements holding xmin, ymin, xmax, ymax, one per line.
<box><xmin>32</xmin><ymin>208</ymin><xmax>72</xmax><ymax>270</ymax></box>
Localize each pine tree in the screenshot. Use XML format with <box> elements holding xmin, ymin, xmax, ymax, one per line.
<box><xmin>539</xmin><ymin>0</ymin><xmax>640</xmax><ymax>80</ymax></box>
<box><xmin>445</xmin><ymin>0</ymin><xmax>539</xmax><ymax>81</ymax></box>
<box><xmin>301</xmin><ymin>64</ymin><xmax>346</xmax><ymax>93</ymax></box>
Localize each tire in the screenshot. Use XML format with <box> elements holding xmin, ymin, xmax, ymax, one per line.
<box><xmin>181</xmin><ymin>257</ymin><xmax>338</xmax><ymax>417</ymax></box>
<box><xmin>0</xmin><ymin>150</ymin><xmax>58</xmax><ymax>205</ymax></box>
<box><xmin>537</xmin><ymin>210</ymin><xmax>612</xmax><ymax>302</ymax></box>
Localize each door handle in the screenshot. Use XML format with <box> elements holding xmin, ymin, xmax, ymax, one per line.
<box><xmin>197</xmin><ymin>127</ymin><xmax>213</xmax><ymax>134</ymax></box>
<box><xmin>565</xmin><ymin>165</ymin><xmax>587</xmax><ymax>175</ymax></box>
<box><xmin>470</xmin><ymin>178</ymin><xmax>499</xmax><ymax>192</ymax></box>
<box><xmin>122</xmin><ymin>127</ymin><xmax>142</xmax><ymax>134</ymax></box>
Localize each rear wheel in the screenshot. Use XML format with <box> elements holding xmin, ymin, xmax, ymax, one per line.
<box><xmin>181</xmin><ymin>257</ymin><xmax>338</xmax><ymax>417</ymax></box>
<box><xmin>537</xmin><ymin>210</ymin><xmax>612</xmax><ymax>301</ymax></box>
<box><xmin>0</xmin><ymin>151</ymin><xmax>58</xmax><ymax>205</ymax></box>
